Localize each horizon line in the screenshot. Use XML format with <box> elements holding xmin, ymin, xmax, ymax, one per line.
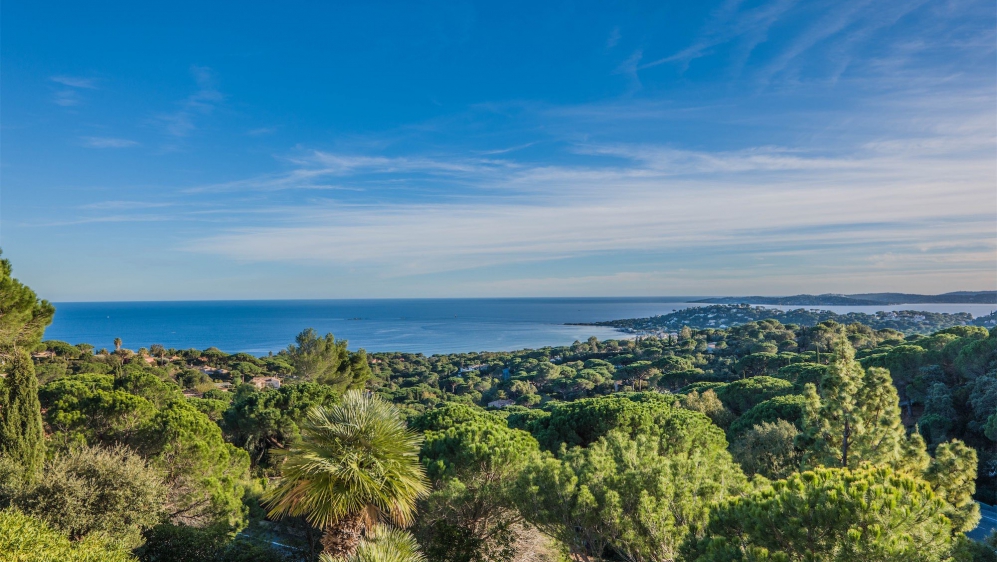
<box><xmin>46</xmin><ymin>290</ymin><xmax>997</xmax><ymax>305</ymax></box>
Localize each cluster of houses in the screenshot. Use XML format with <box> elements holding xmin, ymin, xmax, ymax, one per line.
<box><xmin>249</xmin><ymin>376</ymin><xmax>281</xmax><ymax>390</ymax></box>
<box><xmin>196</xmin><ymin>365</ymin><xmax>231</xmax><ymax>377</ymax></box>
<box><xmin>195</xmin><ymin>364</ymin><xmax>282</xmax><ymax>390</ymax></box>
<box><xmin>27</xmin><ymin>347</ymin><xmax>288</xmax><ymax>398</ymax></box>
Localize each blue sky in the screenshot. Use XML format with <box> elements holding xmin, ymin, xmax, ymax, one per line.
<box><xmin>2</xmin><ymin>0</ymin><xmax>995</xmax><ymax>301</ymax></box>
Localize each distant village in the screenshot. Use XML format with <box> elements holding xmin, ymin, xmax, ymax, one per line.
<box><xmin>591</xmin><ymin>303</ymin><xmax>994</xmax><ymax>336</ymax></box>
<box><xmin>29</xmin><ymin>345</ymin><xmax>286</xmax><ymax>397</ymax></box>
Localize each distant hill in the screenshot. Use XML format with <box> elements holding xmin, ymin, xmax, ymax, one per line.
<box><xmin>848</xmin><ymin>291</ymin><xmax>997</xmax><ymax>304</ymax></box>
<box><xmin>587</xmin><ymin>304</ymin><xmax>980</xmax><ymax>335</ymax></box>
<box><xmin>695</xmin><ymin>294</ymin><xmax>882</xmax><ymax>306</ymax></box>
<box><xmin>694</xmin><ymin>291</ymin><xmax>996</xmax><ymax>306</ymax></box>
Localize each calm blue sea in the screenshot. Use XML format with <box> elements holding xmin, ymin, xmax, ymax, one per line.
<box><xmin>44</xmin><ymin>299</ymin><xmax>996</xmax><ymax>356</ymax></box>
<box><xmin>44</xmin><ymin>298</ymin><xmax>705</xmax><ymax>356</ymax></box>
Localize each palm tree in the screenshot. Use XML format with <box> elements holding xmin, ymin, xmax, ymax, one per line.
<box><xmin>319</xmin><ymin>527</ymin><xmax>426</xmax><ymax>562</ymax></box>
<box><xmin>263</xmin><ymin>390</ymin><xmax>428</xmax><ymax>557</ymax></box>
<box><xmin>113</xmin><ymin>337</ymin><xmax>122</xmax><ymax>352</ymax></box>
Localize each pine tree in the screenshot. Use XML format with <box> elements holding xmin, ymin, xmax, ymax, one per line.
<box><xmin>0</xmin><ymin>349</ymin><xmax>45</xmax><ymax>476</ymax></box>
<box><xmin>801</xmin><ymin>339</ymin><xmax>907</xmax><ymax>469</ymax></box>
<box><xmin>851</xmin><ymin>366</ymin><xmax>906</xmax><ymax>464</ymax></box>
<box><xmin>689</xmin><ymin>466</ymin><xmax>955</xmax><ymax>562</ymax></box>
<box><xmin>0</xmin><ymin>251</ymin><xmax>55</xmax><ymax>357</ymax></box>
<box><xmin>0</xmin><ymin>251</ymin><xmax>53</xmax><ymax>478</ymax></box>
<box><xmin>798</xmin><ymin>338</ymin><xmax>980</xmax><ymax>534</ymax></box>
<box><xmin>924</xmin><ymin>439</ymin><xmax>980</xmax><ymax>533</ymax></box>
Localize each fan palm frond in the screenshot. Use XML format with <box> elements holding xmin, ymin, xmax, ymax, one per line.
<box><xmin>263</xmin><ymin>390</ymin><xmax>428</xmax><ymax>529</ymax></box>
<box><xmin>319</xmin><ymin>527</ymin><xmax>427</xmax><ymax>562</ymax></box>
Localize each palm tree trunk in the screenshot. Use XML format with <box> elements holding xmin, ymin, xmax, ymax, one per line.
<box><xmin>321</xmin><ymin>512</ymin><xmax>365</xmax><ymax>557</ymax></box>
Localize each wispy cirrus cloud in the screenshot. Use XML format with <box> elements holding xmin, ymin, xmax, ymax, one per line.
<box><xmin>606</xmin><ymin>26</ymin><xmax>621</xmax><ymax>49</ymax></box>
<box><xmin>754</xmin><ymin>0</ymin><xmax>925</xmax><ymax>85</ymax></box>
<box><xmin>187</xmin><ymin>191</ymin><xmax>994</xmax><ymax>282</ymax></box>
<box><xmin>81</xmin><ymin>136</ymin><xmax>139</xmax><ymax>148</ymax></box>
<box><xmin>13</xmin><ymin>0</ymin><xmax>996</xmax><ymax>300</ymax></box>
<box><xmin>636</xmin><ymin>0</ymin><xmax>992</xmax><ymax>88</ymax></box>
<box><xmin>50</xmin><ymin>75</ymin><xmax>98</xmax><ymax>106</ymax></box>
<box><xmin>169</xmin><ymin>60</ymin><xmax>995</xmax><ymax>295</ymax></box>
<box><xmin>50</xmin><ymin>75</ymin><xmax>97</xmax><ymax>89</ymax></box>
<box><xmin>53</xmin><ymin>91</ymin><xmax>82</xmax><ymax>107</ymax></box>
<box><xmin>80</xmin><ymin>200</ymin><xmax>173</xmax><ymax>211</ymax></box>
<box><xmin>28</xmin><ymin>214</ymin><xmax>175</xmax><ymax>228</ymax></box>
<box><xmin>183</xmin><ymin>120</ymin><xmax>994</xmax><ymax>287</ymax></box>
<box><xmin>157</xmin><ymin>65</ymin><xmax>223</xmax><ymax>137</ymax></box>
<box><xmin>184</xmin><ymin>150</ymin><xmax>520</xmax><ymax>194</ymax></box>
<box><xmin>641</xmin><ymin>0</ymin><xmax>798</xmax><ymax>72</ymax></box>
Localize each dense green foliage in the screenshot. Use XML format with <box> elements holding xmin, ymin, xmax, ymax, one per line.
<box><xmin>0</xmin><ymin>508</ymin><xmax>138</xmax><ymax>562</ymax></box>
<box><xmin>138</xmin><ymin>398</ymin><xmax>252</xmax><ymax>529</ymax></box>
<box><xmin>321</xmin><ymin>527</ymin><xmax>426</xmax><ymax>562</ymax></box>
<box><xmin>729</xmin><ymin>420</ymin><xmax>802</xmax><ymax>480</ymax></box>
<box><xmin>598</xmin><ymin>303</ymin><xmax>982</xmax><ymax>334</ymax></box>
<box><xmin>223</xmin><ymin>382</ymin><xmax>339</xmax><ymax>468</ymax></box>
<box><xmin>415</xmin><ymin>404</ymin><xmax>540</xmax><ymax>561</ymax></box>
<box><xmin>715</xmin><ymin>375</ymin><xmax>794</xmax><ymax>415</ymax></box>
<box><xmin>516</xmin><ymin>396</ymin><xmax>747</xmax><ymax>561</ymax></box>
<box><xmin>3</xmin><ymin>249</ymin><xmax>997</xmax><ymax>560</ymax></box>
<box><xmin>136</xmin><ymin>524</ymin><xmax>295</xmax><ymax>562</ymax></box>
<box><xmin>0</xmin><ymin>251</ymin><xmax>51</xmax><ymax>477</ymax></box>
<box><xmin>687</xmin><ymin>467</ymin><xmax>954</xmax><ymax>561</ymax></box>
<box><xmin>263</xmin><ymin>391</ymin><xmax>428</xmax><ymax>558</ymax></box>
<box><xmin>0</xmin><ymin>350</ymin><xmax>45</xmax><ymax>477</ymax></box>
<box><xmin>800</xmin><ymin>342</ymin><xmax>910</xmax><ymax>469</ymax></box>
<box><xmin>0</xmin><ymin>251</ymin><xmax>55</xmax><ymax>355</ymax></box>
<box><xmin>4</xmin><ymin>445</ymin><xmax>165</xmax><ymax>549</ymax></box>
<box><xmin>285</xmin><ymin>329</ymin><xmax>371</xmax><ymax>392</ymax></box>
<box><xmin>18</xmin><ymin>316</ymin><xmax>997</xmax><ymax>560</ymax></box>
<box><xmin>728</xmin><ymin>394</ymin><xmax>807</xmax><ymax>434</ymax></box>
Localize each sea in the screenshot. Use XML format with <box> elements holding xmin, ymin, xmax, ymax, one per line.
<box><xmin>43</xmin><ymin>298</ymin><xmax>996</xmax><ymax>357</ymax></box>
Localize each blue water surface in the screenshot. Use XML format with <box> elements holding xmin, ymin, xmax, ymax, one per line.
<box><xmin>46</xmin><ymin>299</ymin><xmax>994</xmax><ymax>356</ymax></box>
<box><xmin>45</xmin><ymin>298</ymin><xmax>704</xmax><ymax>355</ymax></box>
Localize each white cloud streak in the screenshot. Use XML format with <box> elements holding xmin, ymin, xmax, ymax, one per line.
<box><xmin>50</xmin><ymin>75</ymin><xmax>97</xmax><ymax>89</ymax></box>
<box><xmin>184</xmin><ymin>107</ymin><xmax>995</xmax><ymax>286</ymax></box>
<box><xmin>157</xmin><ymin>65</ymin><xmax>223</xmax><ymax>137</ymax></box>
<box><xmin>642</xmin><ymin>0</ymin><xmax>798</xmax><ymax>71</ymax></box>
<box><xmin>50</xmin><ymin>75</ymin><xmax>98</xmax><ymax>107</ymax></box>
<box><xmin>81</xmin><ymin>136</ymin><xmax>139</xmax><ymax>148</ymax></box>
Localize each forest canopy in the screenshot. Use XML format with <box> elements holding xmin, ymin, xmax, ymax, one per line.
<box><xmin>2</xmin><ymin>252</ymin><xmax>997</xmax><ymax>561</ymax></box>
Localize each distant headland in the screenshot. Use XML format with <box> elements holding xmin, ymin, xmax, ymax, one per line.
<box><xmin>693</xmin><ymin>291</ymin><xmax>997</xmax><ymax>306</ymax></box>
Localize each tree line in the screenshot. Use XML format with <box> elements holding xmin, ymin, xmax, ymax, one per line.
<box><xmin>2</xmin><ymin>250</ymin><xmax>997</xmax><ymax>561</ymax></box>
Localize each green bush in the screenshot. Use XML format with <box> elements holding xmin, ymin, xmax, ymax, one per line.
<box><xmin>728</xmin><ymin>394</ymin><xmax>807</xmax><ymax>435</ymax></box>
<box><xmin>715</xmin><ymin>376</ymin><xmax>794</xmax><ymax>415</ymax></box>
<box><xmin>0</xmin><ymin>508</ymin><xmax>137</xmax><ymax>562</ymax></box>
<box><xmin>137</xmin><ymin>523</ymin><xmax>295</xmax><ymax>562</ymax></box>
<box><xmin>11</xmin><ymin>445</ymin><xmax>165</xmax><ymax>550</ymax></box>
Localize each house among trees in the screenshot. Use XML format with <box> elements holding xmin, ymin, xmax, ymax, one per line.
<box><xmin>197</xmin><ymin>366</ymin><xmax>230</xmax><ymax>377</ymax></box>
<box><xmin>250</xmin><ymin>376</ymin><xmax>282</xmax><ymax>390</ymax></box>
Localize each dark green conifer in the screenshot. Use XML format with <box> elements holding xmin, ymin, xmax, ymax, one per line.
<box><xmin>0</xmin><ymin>349</ymin><xmax>45</xmax><ymax>475</ymax></box>
<box><xmin>0</xmin><ymin>251</ymin><xmax>53</xmax><ymax>478</ymax></box>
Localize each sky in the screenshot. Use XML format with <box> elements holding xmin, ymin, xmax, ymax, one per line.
<box><xmin>2</xmin><ymin>0</ymin><xmax>995</xmax><ymax>301</ymax></box>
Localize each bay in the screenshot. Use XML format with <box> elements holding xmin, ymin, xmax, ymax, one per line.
<box><xmin>44</xmin><ymin>298</ymin><xmax>705</xmax><ymax>356</ymax></box>
<box><xmin>44</xmin><ymin>298</ymin><xmax>994</xmax><ymax>356</ymax></box>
